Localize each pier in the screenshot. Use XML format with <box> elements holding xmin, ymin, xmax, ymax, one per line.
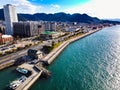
<box><xmin>16</xmin><ymin>71</ymin><xmax>43</xmax><ymax>90</ymax></box>
<box><xmin>15</xmin><ymin>63</ymin><xmax>50</xmax><ymax>90</ymax></box>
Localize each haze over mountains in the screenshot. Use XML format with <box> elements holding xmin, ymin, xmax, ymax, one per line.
<box><xmin>0</xmin><ymin>9</ymin><xmax>120</xmax><ymax>24</ymax></box>
<box><xmin>109</xmin><ymin>19</ymin><xmax>120</xmax><ymax>22</ymax></box>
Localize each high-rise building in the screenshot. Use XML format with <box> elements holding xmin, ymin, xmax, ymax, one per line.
<box><xmin>44</xmin><ymin>21</ymin><xmax>57</xmax><ymax>31</ymax></box>
<box><xmin>4</xmin><ymin>4</ymin><xmax>18</xmax><ymax>35</ymax></box>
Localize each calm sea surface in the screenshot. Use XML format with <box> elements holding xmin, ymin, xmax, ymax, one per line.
<box><xmin>1</xmin><ymin>25</ymin><xmax>120</xmax><ymax>90</ymax></box>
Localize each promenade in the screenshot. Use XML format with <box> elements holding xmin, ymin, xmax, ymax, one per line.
<box><xmin>43</xmin><ymin>41</ymin><xmax>69</xmax><ymax>64</ymax></box>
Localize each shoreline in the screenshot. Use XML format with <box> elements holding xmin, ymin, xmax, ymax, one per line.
<box><xmin>42</xmin><ymin>28</ymin><xmax>102</xmax><ymax>64</ymax></box>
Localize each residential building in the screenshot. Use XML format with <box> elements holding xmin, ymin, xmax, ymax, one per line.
<box><xmin>13</xmin><ymin>21</ymin><xmax>43</xmax><ymax>37</ymax></box>
<box><xmin>4</xmin><ymin>4</ymin><xmax>18</xmax><ymax>35</ymax></box>
<box><xmin>44</xmin><ymin>22</ymin><xmax>57</xmax><ymax>31</ymax></box>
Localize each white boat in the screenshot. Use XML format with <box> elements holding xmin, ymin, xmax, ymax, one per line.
<box><xmin>9</xmin><ymin>81</ymin><xmax>21</xmax><ymax>89</ymax></box>
<box><xmin>16</xmin><ymin>67</ymin><xmax>28</xmax><ymax>74</ymax></box>
<box><xmin>9</xmin><ymin>76</ymin><xmax>27</xmax><ymax>89</ymax></box>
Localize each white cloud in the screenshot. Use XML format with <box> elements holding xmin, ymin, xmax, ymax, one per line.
<box><xmin>0</xmin><ymin>0</ymin><xmax>60</xmax><ymax>14</ymax></box>
<box><xmin>0</xmin><ymin>0</ymin><xmax>42</xmax><ymax>14</ymax></box>
<box><xmin>0</xmin><ymin>0</ymin><xmax>119</xmax><ymax>18</ymax></box>
<box><xmin>65</xmin><ymin>0</ymin><xmax>120</xmax><ymax>19</ymax></box>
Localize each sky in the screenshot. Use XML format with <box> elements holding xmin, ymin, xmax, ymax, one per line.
<box><xmin>0</xmin><ymin>0</ymin><xmax>120</xmax><ymax>19</ymax></box>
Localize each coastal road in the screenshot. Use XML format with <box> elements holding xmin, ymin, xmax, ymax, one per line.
<box><xmin>0</xmin><ymin>42</ymin><xmax>51</xmax><ymax>65</ymax></box>
<box><xmin>0</xmin><ymin>30</ymin><xmax>83</xmax><ymax>65</ymax></box>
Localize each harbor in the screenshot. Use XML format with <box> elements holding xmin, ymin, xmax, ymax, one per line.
<box><xmin>8</xmin><ymin>63</ymin><xmax>50</xmax><ymax>90</ymax></box>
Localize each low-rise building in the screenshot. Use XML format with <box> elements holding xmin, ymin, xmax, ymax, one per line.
<box><xmin>0</xmin><ymin>33</ymin><xmax>13</xmax><ymax>44</ymax></box>
<box><xmin>40</xmin><ymin>31</ymin><xmax>60</xmax><ymax>40</ymax></box>
<box><xmin>28</xmin><ymin>49</ymin><xmax>43</xmax><ymax>59</ymax></box>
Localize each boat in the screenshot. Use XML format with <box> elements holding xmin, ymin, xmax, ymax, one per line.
<box><xmin>9</xmin><ymin>80</ymin><xmax>21</xmax><ymax>90</ymax></box>
<box><xmin>16</xmin><ymin>67</ymin><xmax>28</xmax><ymax>74</ymax></box>
<box><xmin>9</xmin><ymin>76</ymin><xmax>27</xmax><ymax>89</ymax></box>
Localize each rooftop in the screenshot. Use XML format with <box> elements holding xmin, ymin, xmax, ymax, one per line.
<box><xmin>2</xmin><ymin>35</ymin><xmax>12</xmax><ymax>38</ymax></box>
<box><xmin>41</xmin><ymin>31</ymin><xmax>58</xmax><ymax>35</ymax></box>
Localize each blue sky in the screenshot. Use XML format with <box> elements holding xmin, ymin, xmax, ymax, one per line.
<box><xmin>27</xmin><ymin>0</ymin><xmax>90</xmax><ymax>14</ymax></box>
<box><xmin>28</xmin><ymin>0</ymin><xmax>89</xmax><ymax>6</ymax></box>
<box><xmin>0</xmin><ymin>0</ymin><xmax>120</xmax><ymax>19</ymax></box>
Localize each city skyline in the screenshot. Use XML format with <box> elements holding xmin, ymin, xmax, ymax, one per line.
<box><xmin>0</xmin><ymin>0</ymin><xmax>120</xmax><ymax>19</ymax></box>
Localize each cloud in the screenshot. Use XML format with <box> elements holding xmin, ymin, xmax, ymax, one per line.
<box><xmin>0</xmin><ymin>0</ymin><xmax>61</xmax><ymax>14</ymax></box>
<box><xmin>65</xmin><ymin>0</ymin><xmax>120</xmax><ymax>19</ymax></box>
<box><xmin>0</xmin><ymin>0</ymin><xmax>42</xmax><ymax>14</ymax></box>
<box><xmin>51</xmin><ymin>4</ymin><xmax>61</xmax><ymax>9</ymax></box>
<box><xmin>0</xmin><ymin>0</ymin><xmax>119</xmax><ymax>18</ymax></box>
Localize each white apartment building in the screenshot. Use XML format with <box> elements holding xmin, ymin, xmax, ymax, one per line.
<box><xmin>4</xmin><ymin>4</ymin><xmax>18</xmax><ymax>35</ymax></box>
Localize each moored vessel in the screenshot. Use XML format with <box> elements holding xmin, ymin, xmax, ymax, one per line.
<box><xmin>9</xmin><ymin>75</ymin><xmax>27</xmax><ymax>89</ymax></box>
<box><xmin>16</xmin><ymin>67</ymin><xmax>28</xmax><ymax>74</ymax></box>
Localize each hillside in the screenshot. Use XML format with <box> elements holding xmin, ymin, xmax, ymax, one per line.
<box><xmin>0</xmin><ymin>9</ymin><xmax>120</xmax><ymax>24</ymax></box>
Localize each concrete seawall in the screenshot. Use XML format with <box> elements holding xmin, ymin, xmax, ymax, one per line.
<box><xmin>0</xmin><ymin>60</ymin><xmax>15</xmax><ymax>70</ymax></box>
<box><xmin>43</xmin><ymin>29</ymin><xmax>101</xmax><ymax>64</ymax></box>
<box><xmin>48</xmin><ymin>41</ymin><xmax>70</xmax><ymax>64</ymax></box>
<box><xmin>43</xmin><ymin>41</ymin><xmax>70</xmax><ymax>64</ymax></box>
<box><xmin>69</xmin><ymin>29</ymin><xmax>101</xmax><ymax>43</ymax></box>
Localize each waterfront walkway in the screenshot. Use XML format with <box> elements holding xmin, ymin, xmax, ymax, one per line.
<box><xmin>43</xmin><ymin>41</ymin><xmax>70</xmax><ymax>64</ymax></box>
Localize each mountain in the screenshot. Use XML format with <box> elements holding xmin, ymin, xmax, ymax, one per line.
<box><xmin>0</xmin><ymin>9</ymin><xmax>120</xmax><ymax>24</ymax></box>
<box><xmin>0</xmin><ymin>9</ymin><xmax>4</xmax><ymax>20</ymax></box>
<box><xmin>17</xmin><ymin>12</ymin><xmax>101</xmax><ymax>23</ymax></box>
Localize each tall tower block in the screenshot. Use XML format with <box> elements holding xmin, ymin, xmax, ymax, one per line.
<box><xmin>4</xmin><ymin>4</ymin><xmax>18</xmax><ymax>35</ymax></box>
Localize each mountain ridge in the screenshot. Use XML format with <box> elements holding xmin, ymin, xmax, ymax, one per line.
<box><xmin>0</xmin><ymin>9</ymin><xmax>120</xmax><ymax>24</ymax></box>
